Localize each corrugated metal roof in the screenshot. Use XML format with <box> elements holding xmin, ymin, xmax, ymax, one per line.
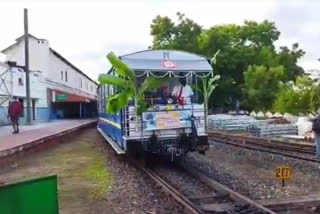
<box><xmin>120</xmin><ymin>50</ymin><xmax>213</xmax><ymax>72</ymax></box>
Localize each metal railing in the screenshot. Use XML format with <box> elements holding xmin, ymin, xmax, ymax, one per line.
<box><xmin>122</xmin><ymin>104</ymin><xmax>206</xmax><ymax>139</ymax></box>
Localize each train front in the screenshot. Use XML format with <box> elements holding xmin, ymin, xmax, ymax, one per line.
<box><xmin>120</xmin><ymin>50</ymin><xmax>213</xmax><ymax>161</ymax></box>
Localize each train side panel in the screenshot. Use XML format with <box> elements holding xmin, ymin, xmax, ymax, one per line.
<box><xmin>97</xmin><ymin>83</ymin><xmax>125</xmax><ymax>154</ymax></box>
<box><xmin>98</xmin><ymin>113</ymin><xmax>125</xmax><ymax>154</ymax></box>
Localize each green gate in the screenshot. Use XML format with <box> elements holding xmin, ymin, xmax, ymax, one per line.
<box><xmin>0</xmin><ymin>175</ymin><xmax>59</xmax><ymax>214</ymax></box>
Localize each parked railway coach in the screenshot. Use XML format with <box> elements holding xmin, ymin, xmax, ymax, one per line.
<box><xmin>97</xmin><ymin>50</ymin><xmax>213</xmax><ymax>161</ymax></box>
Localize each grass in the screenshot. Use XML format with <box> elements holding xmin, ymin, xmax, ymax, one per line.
<box><xmin>0</xmin><ymin>130</ymin><xmax>113</xmax><ymax>214</ymax></box>
<box><xmin>49</xmin><ymin>136</ymin><xmax>112</xmax><ymax>200</ymax></box>
<box><xmin>81</xmin><ymin>153</ymin><xmax>111</xmax><ymax>199</ymax></box>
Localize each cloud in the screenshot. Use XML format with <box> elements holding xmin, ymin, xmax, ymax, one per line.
<box><xmin>266</xmin><ymin>0</ymin><xmax>320</xmax><ymax>70</ymax></box>
<box><xmin>2</xmin><ymin>0</ymin><xmax>319</xmax><ymax>80</ymax></box>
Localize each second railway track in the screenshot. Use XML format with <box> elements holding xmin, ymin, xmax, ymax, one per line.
<box><xmin>208</xmin><ymin>131</ymin><xmax>319</xmax><ymax>163</ymax></box>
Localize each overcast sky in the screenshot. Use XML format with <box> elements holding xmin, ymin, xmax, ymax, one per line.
<box><xmin>0</xmin><ymin>0</ymin><xmax>319</xmax><ymax>80</ymax></box>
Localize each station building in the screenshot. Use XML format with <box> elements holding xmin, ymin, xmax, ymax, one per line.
<box><xmin>0</xmin><ymin>34</ymin><xmax>97</xmax><ymax>125</ymax></box>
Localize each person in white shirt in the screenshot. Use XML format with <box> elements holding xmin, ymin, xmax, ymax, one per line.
<box><xmin>172</xmin><ymin>78</ymin><xmax>194</xmax><ymax>105</ymax></box>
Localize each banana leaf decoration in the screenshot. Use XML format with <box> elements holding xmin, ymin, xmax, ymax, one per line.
<box><xmin>99</xmin><ymin>52</ymin><xmax>167</xmax><ymax>116</ymax></box>
<box><xmin>193</xmin><ymin>50</ymin><xmax>221</xmax><ymax>132</ymax></box>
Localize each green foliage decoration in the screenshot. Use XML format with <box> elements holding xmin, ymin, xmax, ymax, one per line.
<box><xmin>99</xmin><ymin>52</ymin><xmax>166</xmax><ymax>118</ymax></box>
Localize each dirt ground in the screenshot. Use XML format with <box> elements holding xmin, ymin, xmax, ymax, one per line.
<box><xmin>0</xmin><ymin>128</ymin><xmax>183</xmax><ymax>214</ymax></box>
<box><xmin>190</xmin><ymin>141</ymin><xmax>320</xmax><ymax>200</ymax></box>
<box><xmin>0</xmin><ymin>129</ymin><xmax>111</xmax><ymax>214</ymax></box>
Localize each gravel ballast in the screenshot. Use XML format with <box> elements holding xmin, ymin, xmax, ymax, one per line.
<box><xmin>184</xmin><ymin>140</ymin><xmax>320</xmax><ymax>200</ymax></box>
<box><xmin>99</xmin><ymin>137</ymin><xmax>185</xmax><ymax>214</ymax></box>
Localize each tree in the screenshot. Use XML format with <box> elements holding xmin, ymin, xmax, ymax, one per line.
<box><xmin>240</xmin><ymin>20</ymin><xmax>280</xmax><ymax>48</ymax></box>
<box><xmin>273</xmin><ymin>76</ymin><xmax>314</xmax><ymax>115</ymax></box>
<box><xmin>98</xmin><ymin>52</ymin><xmax>166</xmax><ymax>121</ymax></box>
<box><xmin>150</xmin><ymin>13</ymin><xmax>305</xmax><ymax>111</ymax></box>
<box><xmin>310</xmin><ymin>82</ymin><xmax>320</xmax><ymax>112</ymax></box>
<box><xmin>276</xmin><ymin>43</ymin><xmax>305</xmax><ymax>81</ymax></box>
<box><xmin>150</xmin><ymin>15</ymin><xmax>175</xmax><ymax>49</ymax></box>
<box><xmin>199</xmin><ymin>21</ymin><xmax>283</xmax><ymax>110</ymax></box>
<box><xmin>150</xmin><ymin>12</ymin><xmax>202</xmax><ymax>52</ymax></box>
<box><xmin>243</xmin><ymin>65</ymin><xmax>285</xmax><ymax>111</ymax></box>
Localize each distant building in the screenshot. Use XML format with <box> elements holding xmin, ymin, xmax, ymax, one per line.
<box><xmin>0</xmin><ymin>34</ymin><xmax>97</xmax><ymax>125</ymax></box>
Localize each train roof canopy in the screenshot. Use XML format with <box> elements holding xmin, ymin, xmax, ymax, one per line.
<box><xmin>119</xmin><ymin>50</ymin><xmax>213</xmax><ymax>73</ymax></box>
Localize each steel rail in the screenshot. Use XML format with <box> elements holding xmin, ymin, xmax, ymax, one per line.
<box><xmin>143</xmin><ymin>167</ymin><xmax>205</xmax><ymax>214</ymax></box>
<box><xmin>131</xmin><ymin>157</ymin><xmax>276</xmax><ymax>214</ymax></box>
<box><xmin>182</xmin><ymin>166</ymin><xmax>277</xmax><ymax>214</ymax></box>
<box><xmin>208</xmin><ymin>136</ymin><xmax>320</xmax><ymax>163</ymax></box>
<box><xmin>209</xmin><ymin>131</ymin><xmax>315</xmax><ymax>153</ymax></box>
<box><xmin>130</xmin><ymin>159</ymin><xmax>204</xmax><ymax>214</ymax></box>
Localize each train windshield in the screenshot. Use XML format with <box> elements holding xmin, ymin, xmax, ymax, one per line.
<box><xmin>137</xmin><ymin>74</ymin><xmax>201</xmax><ymax>105</ymax></box>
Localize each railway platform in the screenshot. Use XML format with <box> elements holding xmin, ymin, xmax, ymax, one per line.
<box><xmin>0</xmin><ymin>119</ymin><xmax>97</xmax><ymax>159</ymax></box>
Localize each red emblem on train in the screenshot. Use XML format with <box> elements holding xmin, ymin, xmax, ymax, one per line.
<box><xmin>161</xmin><ymin>59</ymin><xmax>176</xmax><ymax>68</ymax></box>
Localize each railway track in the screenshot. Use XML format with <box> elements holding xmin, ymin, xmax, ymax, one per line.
<box><xmin>133</xmin><ymin>159</ymin><xmax>320</xmax><ymax>213</ymax></box>
<box><xmin>131</xmin><ymin>158</ymin><xmax>276</xmax><ymax>214</ymax></box>
<box><xmin>142</xmin><ymin>166</ymin><xmax>203</xmax><ymax>214</ymax></box>
<box><xmin>208</xmin><ymin>131</ymin><xmax>319</xmax><ymax>163</ymax></box>
<box><xmin>180</xmin><ymin>166</ymin><xmax>277</xmax><ymax>214</ymax></box>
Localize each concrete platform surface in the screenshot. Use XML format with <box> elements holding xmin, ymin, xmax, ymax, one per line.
<box><xmin>0</xmin><ymin>119</ymin><xmax>97</xmax><ymax>157</ymax></box>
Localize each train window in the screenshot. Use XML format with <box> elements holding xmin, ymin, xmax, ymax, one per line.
<box><xmin>18</xmin><ymin>78</ymin><xmax>23</xmax><ymax>85</ymax></box>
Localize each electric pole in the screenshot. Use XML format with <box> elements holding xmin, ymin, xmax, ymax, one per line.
<box><xmin>24</xmin><ymin>8</ymin><xmax>31</xmax><ymax>124</ymax></box>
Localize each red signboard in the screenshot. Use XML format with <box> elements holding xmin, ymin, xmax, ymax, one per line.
<box><xmin>161</xmin><ymin>59</ymin><xmax>176</xmax><ymax>69</ymax></box>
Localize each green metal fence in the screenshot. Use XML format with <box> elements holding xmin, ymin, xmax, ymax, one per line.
<box><xmin>0</xmin><ymin>175</ymin><xmax>59</xmax><ymax>214</ymax></box>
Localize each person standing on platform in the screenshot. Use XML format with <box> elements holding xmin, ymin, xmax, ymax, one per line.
<box><xmin>312</xmin><ymin>114</ymin><xmax>320</xmax><ymax>159</ymax></box>
<box><xmin>8</xmin><ymin>97</ymin><xmax>23</xmax><ymax>134</ymax></box>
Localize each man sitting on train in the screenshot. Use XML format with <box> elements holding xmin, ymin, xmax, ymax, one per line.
<box><xmin>172</xmin><ymin>78</ymin><xmax>194</xmax><ymax>105</ymax></box>
<box><xmin>154</xmin><ymin>86</ymin><xmax>168</xmax><ymax>105</ymax></box>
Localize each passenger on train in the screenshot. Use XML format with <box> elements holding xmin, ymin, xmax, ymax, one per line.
<box><xmin>157</xmin><ymin>86</ymin><xmax>169</xmax><ymax>104</ymax></box>
<box><xmin>172</xmin><ymin>78</ymin><xmax>194</xmax><ymax>105</ymax></box>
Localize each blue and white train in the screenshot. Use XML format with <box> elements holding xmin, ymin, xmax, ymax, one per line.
<box><xmin>97</xmin><ymin>50</ymin><xmax>212</xmax><ymax>161</ymax></box>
